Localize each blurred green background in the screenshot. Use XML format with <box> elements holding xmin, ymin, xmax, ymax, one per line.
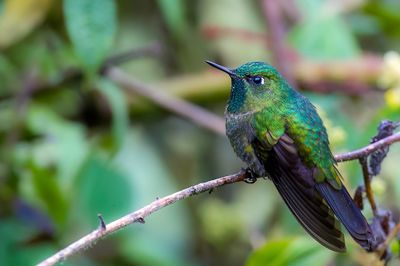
<box><xmin>1</xmin><ymin>0</ymin><xmax>400</xmax><ymax>265</ymax></box>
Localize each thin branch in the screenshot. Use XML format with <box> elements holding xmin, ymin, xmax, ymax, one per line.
<box><xmin>105</xmin><ymin>66</ymin><xmax>226</xmax><ymax>135</ymax></box>
<box><xmin>102</xmin><ymin>42</ymin><xmax>162</xmax><ymax>70</ymax></box>
<box><xmin>359</xmin><ymin>157</ymin><xmax>378</xmax><ymax>215</ymax></box>
<box><xmin>334</xmin><ymin>132</ymin><xmax>400</xmax><ymax>162</ymax></box>
<box><xmin>0</xmin><ymin>44</ymin><xmax>162</xmax><ymax>101</ymax></box>
<box><xmin>37</xmin><ymin>133</ymin><xmax>400</xmax><ymax>266</ymax></box>
<box><xmin>375</xmin><ymin>222</ymin><xmax>400</xmax><ymax>259</ymax></box>
<box><xmin>37</xmin><ymin>171</ymin><xmax>247</xmax><ymax>266</ymax></box>
<box><xmin>383</xmin><ymin>223</ymin><xmax>400</xmax><ymax>248</ymax></box>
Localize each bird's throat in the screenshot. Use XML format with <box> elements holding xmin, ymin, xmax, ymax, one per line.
<box><xmin>227</xmin><ymin>78</ymin><xmax>246</xmax><ymax>113</ymax></box>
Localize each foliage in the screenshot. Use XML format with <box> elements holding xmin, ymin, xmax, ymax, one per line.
<box><xmin>64</xmin><ymin>0</ymin><xmax>117</xmax><ymax>75</ymax></box>
<box><xmin>246</xmin><ymin>237</ymin><xmax>334</xmax><ymax>266</ymax></box>
<box><xmin>0</xmin><ymin>0</ymin><xmax>399</xmax><ymax>265</ymax></box>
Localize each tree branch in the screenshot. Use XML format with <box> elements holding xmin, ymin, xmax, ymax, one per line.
<box><xmin>334</xmin><ymin>133</ymin><xmax>400</xmax><ymax>162</ymax></box>
<box><xmin>37</xmin><ymin>171</ymin><xmax>247</xmax><ymax>266</ymax></box>
<box><xmin>359</xmin><ymin>157</ymin><xmax>378</xmax><ymax>215</ymax></box>
<box><xmin>105</xmin><ymin>66</ymin><xmax>226</xmax><ymax>135</ymax></box>
<box><xmin>37</xmin><ymin>133</ymin><xmax>400</xmax><ymax>266</ymax></box>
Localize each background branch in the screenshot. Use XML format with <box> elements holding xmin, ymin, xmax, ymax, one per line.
<box><xmin>106</xmin><ymin>66</ymin><xmax>226</xmax><ymax>135</ymax></box>
<box><xmin>262</xmin><ymin>0</ymin><xmax>295</xmax><ymax>86</ymax></box>
<box><xmin>37</xmin><ymin>133</ymin><xmax>400</xmax><ymax>266</ymax></box>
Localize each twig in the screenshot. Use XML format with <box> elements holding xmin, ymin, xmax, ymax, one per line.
<box><xmin>334</xmin><ymin>132</ymin><xmax>400</xmax><ymax>162</ymax></box>
<box><xmin>97</xmin><ymin>214</ymin><xmax>106</xmax><ymax>230</ymax></box>
<box><xmin>375</xmin><ymin>222</ymin><xmax>400</xmax><ymax>259</ymax></box>
<box><xmin>37</xmin><ymin>134</ymin><xmax>400</xmax><ymax>266</ymax></box>
<box><xmin>105</xmin><ymin>66</ymin><xmax>226</xmax><ymax>135</ymax></box>
<box><xmin>0</xmin><ymin>55</ymin><xmax>383</xmax><ymax>105</ymax></box>
<box><xmin>357</xmin><ymin>121</ymin><xmax>400</xmax><ymax>217</ymax></box>
<box><xmin>36</xmin><ymin>171</ymin><xmax>247</xmax><ymax>266</ymax></box>
<box><xmin>383</xmin><ymin>223</ymin><xmax>400</xmax><ymax>248</ymax></box>
<box><xmin>102</xmin><ymin>42</ymin><xmax>162</xmax><ymax>70</ymax></box>
<box><xmin>359</xmin><ymin>157</ymin><xmax>377</xmax><ymax>215</ymax></box>
<box><xmin>0</xmin><ymin>44</ymin><xmax>162</xmax><ymax>101</ymax></box>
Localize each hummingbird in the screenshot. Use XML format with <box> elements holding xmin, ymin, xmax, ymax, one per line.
<box><xmin>206</xmin><ymin>60</ymin><xmax>376</xmax><ymax>252</ymax></box>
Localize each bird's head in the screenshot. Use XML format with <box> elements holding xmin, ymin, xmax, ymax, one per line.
<box><xmin>206</xmin><ymin>61</ymin><xmax>291</xmax><ymax>114</ymax></box>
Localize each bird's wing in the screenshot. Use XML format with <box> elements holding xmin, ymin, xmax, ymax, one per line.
<box><xmin>252</xmin><ymin>132</ymin><xmax>346</xmax><ymax>252</ymax></box>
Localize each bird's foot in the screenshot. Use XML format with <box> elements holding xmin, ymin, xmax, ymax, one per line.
<box><xmin>242</xmin><ymin>167</ymin><xmax>258</xmax><ymax>184</ymax></box>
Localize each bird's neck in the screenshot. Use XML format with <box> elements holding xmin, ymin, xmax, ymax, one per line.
<box><xmin>227</xmin><ymin>79</ymin><xmax>247</xmax><ymax>114</ymax></box>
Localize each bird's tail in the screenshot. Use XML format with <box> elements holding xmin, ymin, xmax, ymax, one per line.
<box><xmin>316</xmin><ymin>182</ymin><xmax>377</xmax><ymax>251</ymax></box>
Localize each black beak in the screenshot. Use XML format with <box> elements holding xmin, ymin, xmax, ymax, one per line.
<box><xmin>205</xmin><ymin>60</ymin><xmax>238</xmax><ymax>77</ymax></box>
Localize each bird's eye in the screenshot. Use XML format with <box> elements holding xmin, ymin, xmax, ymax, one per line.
<box><xmin>252</xmin><ymin>76</ymin><xmax>264</xmax><ymax>85</ymax></box>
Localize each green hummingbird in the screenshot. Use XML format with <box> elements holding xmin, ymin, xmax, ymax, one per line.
<box><xmin>206</xmin><ymin>60</ymin><xmax>376</xmax><ymax>252</ymax></box>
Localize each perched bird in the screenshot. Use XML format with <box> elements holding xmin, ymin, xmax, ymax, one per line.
<box><xmin>206</xmin><ymin>60</ymin><xmax>376</xmax><ymax>252</ymax></box>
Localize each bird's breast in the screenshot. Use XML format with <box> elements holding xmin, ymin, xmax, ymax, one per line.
<box><xmin>225</xmin><ymin>111</ymin><xmax>256</xmax><ymax>136</ymax></box>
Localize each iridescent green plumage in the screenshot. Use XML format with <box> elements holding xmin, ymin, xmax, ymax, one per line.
<box><xmin>207</xmin><ymin>61</ymin><xmax>376</xmax><ymax>252</ymax></box>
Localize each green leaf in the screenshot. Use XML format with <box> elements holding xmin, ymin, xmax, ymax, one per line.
<box><xmin>26</xmin><ymin>104</ymin><xmax>89</xmax><ymax>188</ymax></box>
<box><xmin>29</xmin><ymin>162</ymin><xmax>69</xmax><ymax>226</ymax></box>
<box><xmin>115</xmin><ymin>129</ymin><xmax>191</xmax><ymax>266</ymax></box>
<box><xmin>0</xmin><ymin>0</ymin><xmax>53</xmax><ymax>48</ymax></box>
<box><xmin>288</xmin><ymin>0</ymin><xmax>360</xmax><ymax>60</ymax></box>
<box><xmin>63</xmin><ymin>0</ymin><xmax>117</xmax><ymax>73</ymax></box>
<box><xmin>96</xmin><ymin>79</ymin><xmax>129</xmax><ymax>149</ymax></box>
<box><xmin>199</xmin><ymin>0</ymin><xmax>270</xmax><ymax>66</ymax></box>
<box><xmin>0</xmin><ymin>219</ymin><xmax>56</xmax><ymax>266</ymax></box>
<box><xmin>246</xmin><ymin>237</ymin><xmax>334</xmax><ymax>266</ymax></box>
<box><xmin>74</xmin><ymin>155</ymin><xmax>133</xmax><ymax>227</ymax></box>
<box><xmin>157</xmin><ymin>0</ymin><xmax>187</xmax><ymax>37</ymax></box>
<box><xmin>0</xmin><ymin>53</ymin><xmax>17</xmax><ymax>94</ymax></box>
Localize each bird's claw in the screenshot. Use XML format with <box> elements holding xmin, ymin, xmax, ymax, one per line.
<box><xmin>242</xmin><ymin>167</ymin><xmax>258</xmax><ymax>184</ymax></box>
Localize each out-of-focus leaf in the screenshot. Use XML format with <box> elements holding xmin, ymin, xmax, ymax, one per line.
<box><xmin>391</xmin><ymin>238</ymin><xmax>399</xmax><ymax>256</ymax></box>
<box><xmin>115</xmin><ymin>129</ymin><xmax>191</xmax><ymax>266</ymax></box>
<box><xmin>29</xmin><ymin>162</ymin><xmax>68</xmax><ymax>226</ymax></box>
<box><xmin>0</xmin><ymin>219</ymin><xmax>56</xmax><ymax>266</ymax></box>
<box><xmin>0</xmin><ymin>0</ymin><xmax>52</xmax><ymax>48</ymax></box>
<box><xmin>73</xmin><ymin>155</ymin><xmax>133</xmax><ymax>228</ymax></box>
<box><xmin>12</xmin><ymin>199</ymin><xmax>54</xmax><ymax>235</ymax></box>
<box><xmin>198</xmin><ymin>198</ymin><xmax>245</xmax><ymax>246</ymax></box>
<box><xmin>380</xmin><ymin>144</ymin><xmax>400</xmax><ymax>204</ymax></box>
<box><xmin>199</xmin><ymin>0</ymin><xmax>270</xmax><ymax>66</ymax></box>
<box><xmin>158</xmin><ymin>0</ymin><xmax>205</xmax><ymax>72</ymax></box>
<box><xmin>385</xmin><ymin>87</ymin><xmax>400</xmax><ymax>110</ymax></box>
<box><xmin>0</xmin><ymin>101</ymin><xmax>15</xmax><ymax>132</ymax></box>
<box><xmin>96</xmin><ymin>79</ymin><xmax>128</xmax><ymax>149</ymax></box>
<box><xmin>157</xmin><ymin>0</ymin><xmax>186</xmax><ymax>37</ymax></box>
<box><xmin>246</xmin><ymin>237</ymin><xmax>334</xmax><ymax>266</ymax></box>
<box><xmin>63</xmin><ymin>0</ymin><xmax>117</xmax><ymax>73</ymax></box>
<box><xmin>26</xmin><ymin>104</ymin><xmax>89</xmax><ymax>188</ymax></box>
<box><xmin>0</xmin><ymin>54</ymin><xmax>17</xmax><ymax>94</ymax></box>
<box><xmin>289</xmin><ymin>0</ymin><xmax>360</xmax><ymax>59</ymax></box>
<box><xmin>115</xmin><ymin>26</ymin><xmax>165</xmax><ymax>81</ymax></box>
<box><xmin>362</xmin><ymin>0</ymin><xmax>400</xmax><ymax>38</ymax></box>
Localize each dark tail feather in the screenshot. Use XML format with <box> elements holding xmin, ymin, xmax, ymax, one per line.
<box><xmin>264</xmin><ymin>140</ymin><xmax>346</xmax><ymax>252</ymax></box>
<box><xmin>316</xmin><ymin>182</ymin><xmax>376</xmax><ymax>251</ymax></box>
<box><xmin>270</xmin><ymin>168</ymin><xmax>346</xmax><ymax>252</ymax></box>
